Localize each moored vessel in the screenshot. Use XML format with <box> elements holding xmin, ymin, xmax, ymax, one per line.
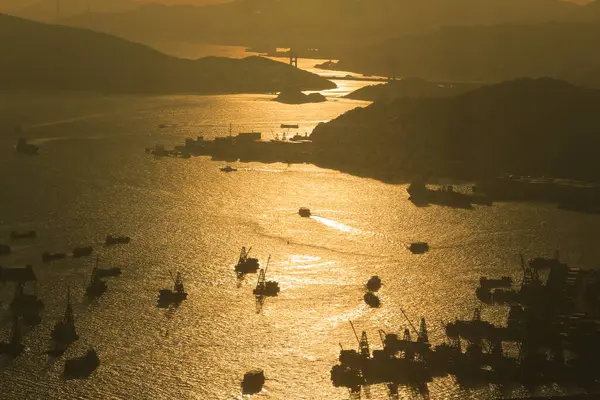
<box><xmin>158</xmin><ymin>271</ymin><xmax>188</xmax><ymax>304</ymax></box>
<box><xmin>86</xmin><ymin>259</ymin><xmax>108</xmax><ymax>298</ymax></box>
<box><xmin>298</xmin><ymin>207</ymin><xmax>311</xmax><ymax>218</ymax></box>
<box><xmin>253</xmin><ymin>256</ymin><xmax>280</xmax><ymax>296</ymax></box>
<box><xmin>51</xmin><ymin>287</ymin><xmax>79</xmax><ymax>345</ymax></box>
<box><xmin>235</xmin><ymin>246</ymin><xmax>260</xmax><ymax>273</ymax></box>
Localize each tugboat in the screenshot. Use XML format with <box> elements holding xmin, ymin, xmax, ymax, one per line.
<box><xmin>234</xmin><ymin>246</ymin><xmax>260</xmax><ymax>273</ymax></box>
<box><xmin>158</xmin><ymin>271</ymin><xmax>188</xmax><ymax>304</ymax></box>
<box><xmin>253</xmin><ymin>256</ymin><xmax>280</xmax><ymax>296</ymax></box>
<box><xmin>364</xmin><ymin>292</ymin><xmax>381</xmax><ymax>308</ymax></box>
<box><xmin>15</xmin><ymin>138</ymin><xmax>39</xmax><ymax>155</ymax></box>
<box><xmin>93</xmin><ymin>256</ymin><xmax>122</xmax><ymax>278</ymax></box>
<box><xmin>51</xmin><ymin>287</ymin><xmax>79</xmax><ymax>345</ymax></box>
<box><xmin>10</xmin><ymin>230</ymin><xmax>36</xmax><ymax>240</ymax></box>
<box><xmin>0</xmin><ymin>244</ymin><xmax>11</xmax><ymax>255</ymax></box>
<box><xmin>0</xmin><ymin>316</ymin><xmax>25</xmax><ymax>358</ymax></box>
<box><xmin>86</xmin><ymin>260</ymin><xmax>108</xmax><ymax>298</ymax></box>
<box><xmin>105</xmin><ymin>235</ymin><xmax>131</xmax><ymax>245</ymax></box>
<box><xmin>409</xmin><ymin>242</ymin><xmax>429</xmax><ymax>254</ymax></box>
<box><xmin>42</xmin><ymin>252</ymin><xmax>67</xmax><ymax>262</ymax></box>
<box><xmin>242</xmin><ymin>369</ymin><xmax>265</xmax><ymax>394</ymax></box>
<box><xmin>64</xmin><ymin>349</ymin><xmax>100</xmax><ymax>378</ymax></box>
<box><xmin>73</xmin><ymin>246</ymin><xmax>93</xmax><ymax>258</ymax></box>
<box><xmin>298</xmin><ymin>207</ymin><xmax>311</xmax><ymax>218</ymax></box>
<box><xmin>220</xmin><ymin>165</ymin><xmax>237</xmax><ymax>173</ymax></box>
<box><xmin>366</xmin><ymin>276</ymin><xmax>382</xmax><ymax>292</ymax></box>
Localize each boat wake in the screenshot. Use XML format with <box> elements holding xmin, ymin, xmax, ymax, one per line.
<box><xmin>310</xmin><ymin>216</ymin><xmax>363</xmax><ymax>235</ymax></box>
<box><xmin>27</xmin><ymin>114</ymin><xmax>105</xmax><ymax>129</ymax></box>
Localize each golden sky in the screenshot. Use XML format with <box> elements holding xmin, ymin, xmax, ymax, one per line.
<box><xmin>140</xmin><ymin>0</ymin><xmax>592</xmax><ymax>4</ymax></box>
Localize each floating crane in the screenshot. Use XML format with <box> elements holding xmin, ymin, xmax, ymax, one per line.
<box><xmin>51</xmin><ymin>286</ymin><xmax>79</xmax><ymax>345</ymax></box>
<box><xmin>253</xmin><ymin>256</ymin><xmax>280</xmax><ymax>296</ymax></box>
<box><xmin>350</xmin><ymin>321</ymin><xmax>370</xmax><ymax>359</ymax></box>
<box><xmin>235</xmin><ymin>246</ymin><xmax>260</xmax><ymax>273</ymax></box>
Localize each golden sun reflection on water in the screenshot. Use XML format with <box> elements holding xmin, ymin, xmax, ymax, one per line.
<box><xmin>311</xmin><ymin>215</ymin><xmax>363</xmax><ymax>234</ymax></box>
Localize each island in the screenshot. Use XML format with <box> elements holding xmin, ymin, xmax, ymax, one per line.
<box><xmin>311</xmin><ymin>78</ymin><xmax>600</xmax><ymax>182</ymax></box>
<box><xmin>273</xmin><ymin>90</ymin><xmax>326</xmax><ymax>104</ymax></box>
<box><xmin>0</xmin><ymin>13</ymin><xmax>336</xmax><ymax>94</ymax></box>
<box><xmin>314</xmin><ymin>61</ymin><xmax>339</xmax><ymax>70</ymax></box>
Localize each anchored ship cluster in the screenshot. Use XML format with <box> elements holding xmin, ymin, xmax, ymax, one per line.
<box><xmin>0</xmin><ymin>230</ymin><xmax>131</xmax><ymax>377</ymax></box>
<box><xmin>331</xmin><ymin>251</ymin><xmax>600</xmax><ymax>394</ymax></box>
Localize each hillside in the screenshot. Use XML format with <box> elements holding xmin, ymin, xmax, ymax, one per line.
<box><xmin>59</xmin><ymin>0</ymin><xmax>580</xmax><ymax>56</ymax></box>
<box><xmin>0</xmin><ymin>13</ymin><xmax>335</xmax><ymax>94</ymax></box>
<box><xmin>311</xmin><ymin>78</ymin><xmax>600</xmax><ymax>181</ymax></box>
<box><xmin>336</xmin><ymin>21</ymin><xmax>600</xmax><ymax>87</ymax></box>
<box><xmin>344</xmin><ymin>78</ymin><xmax>481</xmax><ymax>101</ymax></box>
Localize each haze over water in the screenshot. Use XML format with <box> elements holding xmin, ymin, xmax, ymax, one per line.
<box><xmin>1</xmin><ymin>50</ymin><xmax>600</xmax><ymax>399</ymax></box>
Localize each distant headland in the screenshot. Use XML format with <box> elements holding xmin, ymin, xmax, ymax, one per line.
<box><xmin>0</xmin><ymin>13</ymin><xmax>336</xmax><ymax>95</ymax></box>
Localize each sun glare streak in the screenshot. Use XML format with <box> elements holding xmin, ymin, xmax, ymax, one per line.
<box><xmin>311</xmin><ymin>216</ymin><xmax>362</xmax><ymax>234</ymax></box>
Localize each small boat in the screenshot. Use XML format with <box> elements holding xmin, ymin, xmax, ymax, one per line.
<box><xmin>86</xmin><ymin>262</ymin><xmax>108</xmax><ymax>298</ymax></box>
<box><xmin>0</xmin><ymin>316</ymin><xmax>24</xmax><ymax>358</ymax></box>
<box><xmin>298</xmin><ymin>207</ymin><xmax>311</xmax><ymax>218</ymax></box>
<box><xmin>364</xmin><ymin>292</ymin><xmax>381</xmax><ymax>308</ymax></box>
<box><xmin>42</xmin><ymin>252</ymin><xmax>67</xmax><ymax>262</ymax></box>
<box><xmin>253</xmin><ymin>256</ymin><xmax>280</xmax><ymax>296</ymax></box>
<box><xmin>289</xmin><ymin>133</ymin><xmax>310</xmax><ymax>142</ymax></box>
<box><xmin>366</xmin><ymin>276</ymin><xmax>382</xmax><ymax>292</ymax></box>
<box><xmin>105</xmin><ymin>235</ymin><xmax>131</xmax><ymax>245</ymax></box>
<box><xmin>158</xmin><ymin>271</ymin><xmax>188</xmax><ymax>304</ymax></box>
<box><xmin>15</xmin><ymin>138</ymin><xmax>39</xmax><ymax>155</ymax></box>
<box><xmin>64</xmin><ymin>349</ymin><xmax>100</xmax><ymax>378</ymax></box>
<box><xmin>234</xmin><ymin>246</ymin><xmax>260</xmax><ymax>273</ymax></box>
<box><xmin>242</xmin><ymin>369</ymin><xmax>265</xmax><ymax>394</ymax></box>
<box><xmin>409</xmin><ymin>242</ymin><xmax>429</xmax><ymax>254</ymax></box>
<box><xmin>51</xmin><ymin>287</ymin><xmax>79</xmax><ymax>345</ymax></box>
<box><xmin>220</xmin><ymin>165</ymin><xmax>237</xmax><ymax>173</ymax></box>
<box><xmin>10</xmin><ymin>230</ymin><xmax>36</xmax><ymax>240</ymax></box>
<box><xmin>73</xmin><ymin>246</ymin><xmax>93</xmax><ymax>258</ymax></box>
<box><xmin>0</xmin><ymin>244</ymin><xmax>11</xmax><ymax>255</ymax></box>
<box><xmin>280</xmin><ymin>124</ymin><xmax>299</xmax><ymax>129</ymax></box>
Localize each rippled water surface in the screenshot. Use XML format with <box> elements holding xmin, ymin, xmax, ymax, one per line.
<box><xmin>1</xmin><ymin>79</ymin><xmax>600</xmax><ymax>400</ymax></box>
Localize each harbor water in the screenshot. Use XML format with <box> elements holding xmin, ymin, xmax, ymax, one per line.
<box><xmin>1</xmin><ymin>55</ymin><xmax>600</xmax><ymax>399</ymax></box>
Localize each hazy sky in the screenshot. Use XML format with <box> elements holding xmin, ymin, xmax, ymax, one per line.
<box><xmin>138</xmin><ymin>0</ymin><xmax>230</xmax><ymax>4</ymax></box>
<box><xmin>140</xmin><ymin>0</ymin><xmax>592</xmax><ymax>3</ymax></box>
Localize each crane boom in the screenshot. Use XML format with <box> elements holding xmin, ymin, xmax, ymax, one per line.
<box><xmin>349</xmin><ymin>321</ymin><xmax>360</xmax><ymax>345</ymax></box>
<box><xmin>400</xmin><ymin>308</ymin><xmax>419</xmax><ymax>336</ymax></box>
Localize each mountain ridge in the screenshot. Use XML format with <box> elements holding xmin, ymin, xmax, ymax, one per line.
<box><xmin>0</xmin><ymin>13</ymin><xmax>335</xmax><ymax>94</ymax></box>
<box><xmin>311</xmin><ymin>77</ymin><xmax>600</xmax><ymax>181</ymax></box>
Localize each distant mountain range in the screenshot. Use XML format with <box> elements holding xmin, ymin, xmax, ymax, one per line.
<box><xmin>336</xmin><ymin>20</ymin><xmax>600</xmax><ymax>88</ymax></box>
<box><xmin>0</xmin><ymin>13</ymin><xmax>334</xmax><ymax>94</ymax></box>
<box><xmin>39</xmin><ymin>0</ymin><xmax>599</xmax><ymax>56</ymax></box>
<box><xmin>311</xmin><ymin>78</ymin><xmax>600</xmax><ymax>181</ymax></box>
